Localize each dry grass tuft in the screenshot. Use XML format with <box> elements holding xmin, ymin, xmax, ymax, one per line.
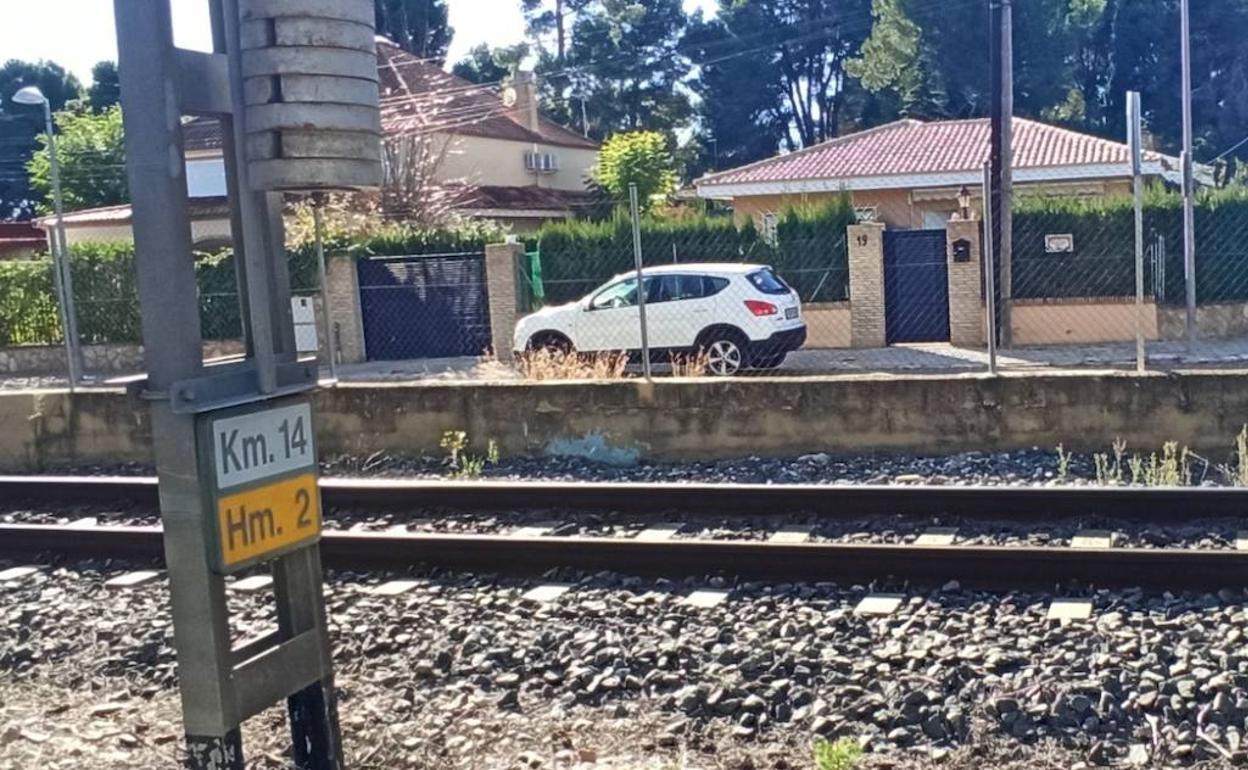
<box><xmin>516</xmin><ymin>349</ymin><xmax>630</xmax><ymax>381</ymax></box>
<box><xmin>669</xmin><ymin>351</ymin><xmax>709</xmax><ymax>378</ymax></box>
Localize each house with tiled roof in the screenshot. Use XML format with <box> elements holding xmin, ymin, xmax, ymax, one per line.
<box><xmin>697</xmin><ymin>118</ymin><xmax>1189</xmax><ymax>231</ymax></box>
<box><xmin>41</xmin><ymin>38</ymin><xmax>601</xmax><ymax>245</ymax></box>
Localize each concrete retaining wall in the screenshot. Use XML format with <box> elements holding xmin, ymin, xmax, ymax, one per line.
<box><xmin>4</xmin><ymin>371</ymin><xmax>1248</xmax><ymax>471</ymax></box>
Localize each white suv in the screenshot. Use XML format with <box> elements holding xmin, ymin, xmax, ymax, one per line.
<box><xmin>512</xmin><ymin>263</ymin><xmax>807</xmax><ymax>376</ymax></box>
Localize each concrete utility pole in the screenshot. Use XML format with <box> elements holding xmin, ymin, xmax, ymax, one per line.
<box><xmin>989</xmin><ymin>0</ymin><xmax>1015</xmax><ymax>348</ymax></box>
<box><xmin>1180</xmin><ymin>0</ymin><xmax>1197</xmax><ymax>350</ymax></box>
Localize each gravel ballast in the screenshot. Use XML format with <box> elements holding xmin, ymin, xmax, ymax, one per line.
<box><xmin>4</xmin><ymin>559</ymin><xmax>1248</xmax><ymax>769</ymax></box>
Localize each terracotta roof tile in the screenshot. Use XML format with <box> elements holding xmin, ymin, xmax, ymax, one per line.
<box><xmin>699</xmin><ymin>118</ymin><xmax>1166</xmax><ymax>187</ymax></box>
<box><xmin>185</xmin><ymin>42</ymin><xmax>597</xmax><ymax>153</ymax></box>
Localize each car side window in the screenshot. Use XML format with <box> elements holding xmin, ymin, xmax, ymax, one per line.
<box><xmin>589</xmin><ymin>278</ymin><xmax>639</xmax><ymax>310</ymax></box>
<box><xmin>703</xmin><ymin>276</ymin><xmax>730</xmax><ymax>297</ymax></box>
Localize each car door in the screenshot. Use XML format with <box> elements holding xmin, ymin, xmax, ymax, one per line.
<box><xmin>643</xmin><ymin>274</ymin><xmax>716</xmax><ymax>350</ymax></box>
<box><xmin>577</xmin><ymin>276</ymin><xmax>641</xmax><ymax>352</ymax></box>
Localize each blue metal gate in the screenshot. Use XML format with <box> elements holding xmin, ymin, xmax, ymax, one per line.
<box><xmin>884</xmin><ymin>230</ymin><xmax>950</xmax><ymax>344</ymax></box>
<box><xmin>357</xmin><ymin>253</ymin><xmax>491</xmax><ymax>361</ymax></box>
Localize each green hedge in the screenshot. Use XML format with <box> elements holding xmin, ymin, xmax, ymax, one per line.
<box><xmin>0</xmin><ymin>260</ymin><xmax>60</xmax><ymax>346</ymax></box>
<box><xmin>521</xmin><ymin>194</ymin><xmax>856</xmax><ymax>308</ymax></box>
<box><xmin>1012</xmin><ymin>186</ymin><xmax>1248</xmax><ymax>304</ymax></box>
<box><xmin>0</xmin><ymin>224</ymin><xmax>495</xmax><ymax>348</ymax></box>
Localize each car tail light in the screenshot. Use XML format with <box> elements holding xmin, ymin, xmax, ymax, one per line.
<box><xmin>745</xmin><ymin>300</ymin><xmax>778</xmax><ymax>316</ymax></box>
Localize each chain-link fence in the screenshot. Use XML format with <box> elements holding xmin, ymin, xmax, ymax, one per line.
<box><xmin>0</xmin><ymin>244</ymin><xmax>330</xmax><ymax>383</ymax></box>
<box><xmin>512</xmin><ymin>197</ymin><xmax>852</xmax><ymax>377</ymax></box>
<box><xmin>992</xmin><ymin>172</ymin><xmax>1248</xmax><ymax>372</ymax></box>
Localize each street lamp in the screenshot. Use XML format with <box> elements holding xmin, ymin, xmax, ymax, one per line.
<box><xmin>956</xmin><ymin>185</ymin><xmax>973</xmax><ymax>221</ymax></box>
<box><xmin>13</xmin><ymin>85</ymin><xmax>82</xmax><ymax>386</ymax></box>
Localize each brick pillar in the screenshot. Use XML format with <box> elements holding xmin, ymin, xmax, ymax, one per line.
<box><xmin>848</xmin><ymin>222</ymin><xmax>886</xmax><ymax>348</ymax></box>
<box><xmin>324</xmin><ymin>254</ymin><xmax>366</xmax><ymax>364</ymax></box>
<box><xmin>485</xmin><ymin>242</ymin><xmax>522</xmax><ymax>362</ymax></box>
<box><xmin>946</xmin><ymin>217</ymin><xmax>985</xmax><ymax>347</ymax></box>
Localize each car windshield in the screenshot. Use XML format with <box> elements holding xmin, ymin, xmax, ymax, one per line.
<box><xmin>747</xmin><ymin>268</ymin><xmax>791</xmax><ymax>295</ymax></box>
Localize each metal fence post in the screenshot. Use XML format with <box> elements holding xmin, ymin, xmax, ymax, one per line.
<box><xmin>1180</xmin><ymin>0</ymin><xmax>1197</xmax><ymax>351</ymax></box>
<box><xmin>982</xmin><ymin>161</ymin><xmax>998</xmax><ymax>374</ymax></box>
<box><xmin>312</xmin><ymin>199</ymin><xmax>337</xmax><ymax>381</ymax></box>
<box><xmin>40</xmin><ymin>100</ymin><xmax>83</xmax><ymax>386</ymax></box>
<box><xmin>1127</xmin><ymin>91</ymin><xmax>1146</xmax><ymax>373</ymax></box>
<box><xmin>629</xmin><ymin>184</ymin><xmax>652</xmax><ymax>379</ymax></box>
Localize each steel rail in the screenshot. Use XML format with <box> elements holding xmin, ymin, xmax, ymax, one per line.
<box><xmin>3</xmin><ymin>475</ymin><xmax>1248</xmax><ymax>521</ymax></box>
<box><xmin>1</xmin><ymin>522</ymin><xmax>1245</xmax><ymax>590</ymax></box>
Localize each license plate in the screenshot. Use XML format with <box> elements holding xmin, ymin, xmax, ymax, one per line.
<box><xmin>785</xmin><ymin>307</ymin><xmax>798</xmax><ymax>319</ymax></box>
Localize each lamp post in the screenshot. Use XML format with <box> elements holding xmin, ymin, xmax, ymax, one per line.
<box><xmin>13</xmin><ymin>85</ymin><xmax>82</xmax><ymax>387</ymax></box>
<box><xmin>956</xmin><ymin>186</ymin><xmax>972</xmax><ymax>221</ymax></box>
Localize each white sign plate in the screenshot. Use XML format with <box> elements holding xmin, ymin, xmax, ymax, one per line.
<box><xmin>212</xmin><ymin>402</ymin><xmax>315</xmax><ymax>490</ymax></box>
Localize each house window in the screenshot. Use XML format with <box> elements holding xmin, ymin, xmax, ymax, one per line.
<box><xmin>524</xmin><ymin>151</ymin><xmax>560</xmax><ymax>174</ymax></box>
<box><xmin>761</xmin><ymin>213</ymin><xmax>778</xmax><ymax>246</ymax></box>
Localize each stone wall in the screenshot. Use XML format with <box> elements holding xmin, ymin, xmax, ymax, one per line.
<box><xmin>0</xmin><ymin>340</ymin><xmax>245</xmax><ymax>376</ymax></box>
<box><xmin>5</xmin><ymin>371</ymin><xmax>1248</xmax><ymax>470</ymax></box>
<box><xmin>325</xmin><ymin>254</ymin><xmax>366</xmax><ymax>364</ymax></box>
<box><xmin>486</xmin><ymin>242</ymin><xmax>521</xmax><ymax>361</ymax></box>
<box><xmin>1157</xmin><ymin>303</ymin><xmax>1248</xmax><ymax>341</ymax></box>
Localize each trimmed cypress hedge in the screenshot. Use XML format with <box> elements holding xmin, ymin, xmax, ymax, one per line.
<box><xmin>1011</xmin><ymin>186</ymin><xmax>1248</xmax><ymax>304</ymax></box>
<box><xmin>521</xmin><ymin>194</ymin><xmax>857</xmax><ymax>308</ymax></box>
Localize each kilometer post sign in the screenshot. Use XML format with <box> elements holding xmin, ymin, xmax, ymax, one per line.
<box><xmin>196</xmin><ymin>397</ymin><xmax>322</xmax><ymax>573</ymax></box>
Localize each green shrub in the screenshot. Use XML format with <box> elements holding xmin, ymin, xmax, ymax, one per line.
<box><xmin>0</xmin><ymin>260</ymin><xmax>60</xmax><ymax>346</ymax></box>
<box><xmin>0</xmin><ymin>222</ymin><xmax>495</xmax><ymax>348</ymax></box>
<box><xmin>813</xmin><ymin>737</ymin><xmax>863</xmax><ymax>770</ymax></box>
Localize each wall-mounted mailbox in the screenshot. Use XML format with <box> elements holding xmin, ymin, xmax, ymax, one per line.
<box><xmin>951</xmin><ymin>238</ymin><xmax>972</xmax><ymax>263</ymax></box>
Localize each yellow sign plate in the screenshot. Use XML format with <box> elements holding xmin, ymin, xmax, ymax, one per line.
<box><xmin>216</xmin><ymin>473</ymin><xmax>321</xmax><ymax>569</ymax></box>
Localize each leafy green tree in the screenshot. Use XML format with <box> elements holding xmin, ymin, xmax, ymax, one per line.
<box><xmin>451</xmin><ymin>43</ymin><xmax>530</xmax><ymax>84</ymax></box>
<box><xmin>849</xmin><ymin>0</ymin><xmax>1101</xmax><ymax>120</ymax></box>
<box><xmin>682</xmin><ymin>9</ymin><xmax>789</xmax><ymax>175</ymax></box>
<box><xmin>375</xmin><ymin>0</ymin><xmax>453</xmax><ymax>63</ymax></box>
<box><xmin>521</xmin><ymin>0</ymin><xmax>594</xmax><ymax>62</ymax></box>
<box><xmin>684</xmin><ymin>0</ymin><xmax>875</xmax><ymax>172</ymax></box>
<box><xmin>86</xmin><ymin>61</ymin><xmax>120</xmax><ymax>113</ymax></box>
<box><xmin>26</xmin><ymin>105</ymin><xmax>127</xmax><ymax>213</ymax></box>
<box><xmin>0</xmin><ymin>59</ymin><xmax>81</xmax><ymax>220</ymax></box>
<box><xmin>542</xmin><ymin>0</ymin><xmax>692</xmax><ymax>139</ymax></box>
<box><xmin>592</xmin><ymin>131</ymin><xmax>678</xmax><ymax>212</ymax></box>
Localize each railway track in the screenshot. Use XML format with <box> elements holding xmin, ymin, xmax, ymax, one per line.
<box><xmin>2</xmin><ymin>475</ymin><xmax>1247</xmax><ymax>590</ymax></box>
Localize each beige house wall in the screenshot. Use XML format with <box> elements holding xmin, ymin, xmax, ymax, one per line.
<box><xmin>55</xmin><ymin>218</ymin><xmax>231</xmax><ymax>248</ymax></box>
<box><xmin>1011</xmin><ymin>299</ymin><xmax>1160</xmax><ymax>345</ymax></box>
<box><xmin>729</xmin><ymin>177</ymin><xmax>1137</xmax><ymax>231</ymax></box>
<box><xmin>436</xmin><ymin>133</ymin><xmax>597</xmax><ymax>191</ymax></box>
<box><xmin>802</xmin><ymin>302</ymin><xmax>851</xmax><ymax>348</ymax></box>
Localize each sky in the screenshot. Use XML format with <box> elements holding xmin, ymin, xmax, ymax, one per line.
<box><xmin>0</xmin><ymin>0</ymin><xmax>718</xmax><ymax>86</ymax></box>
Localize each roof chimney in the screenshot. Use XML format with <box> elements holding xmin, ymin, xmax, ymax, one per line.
<box><xmin>506</xmin><ymin>71</ymin><xmax>541</xmax><ymax>134</ymax></box>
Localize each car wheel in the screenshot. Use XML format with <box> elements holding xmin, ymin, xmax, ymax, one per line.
<box><xmin>701</xmin><ymin>333</ymin><xmax>747</xmax><ymax>376</ymax></box>
<box><xmin>527</xmin><ymin>333</ymin><xmax>573</xmax><ymax>354</ymax></box>
<box><xmin>750</xmin><ymin>353</ymin><xmax>786</xmax><ymax>370</ymax></box>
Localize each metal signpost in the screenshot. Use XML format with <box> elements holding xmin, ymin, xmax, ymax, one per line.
<box><xmin>112</xmin><ymin>1</ymin><xmax>381</xmax><ymax>768</ymax></box>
